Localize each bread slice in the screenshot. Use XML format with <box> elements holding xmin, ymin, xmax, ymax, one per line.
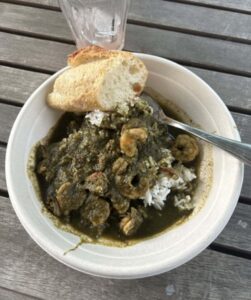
<box><xmin>47</xmin><ymin>46</ymin><xmax>148</xmax><ymax>112</ymax></box>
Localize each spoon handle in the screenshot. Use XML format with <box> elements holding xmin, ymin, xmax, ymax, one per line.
<box><xmin>165</xmin><ymin>116</ymin><xmax>251</xmax><ymax>166</ymax></box>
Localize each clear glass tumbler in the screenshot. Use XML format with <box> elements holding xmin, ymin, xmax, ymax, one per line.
<box><xmin>59</xmin><ymin>0</ymin><xmax>130</xmax><ymax>50</ymax></box>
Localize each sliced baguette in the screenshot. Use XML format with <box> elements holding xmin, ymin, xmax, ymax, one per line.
<box><xmin>47</xmin><ymin>46</ymin><xmax>148</xmax><ymax>112</ymax></box>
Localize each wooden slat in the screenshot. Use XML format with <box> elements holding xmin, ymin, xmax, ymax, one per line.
<box><xmin>0</xmin><ymin>103</ymin><xmax>19</xmax><ymax>144</ymax></box>
<box><xmin>0</xmin><ymin>197</ymin><xmax>250</xmax><ymax>299</ymax></box>
<box><xmin>243</xmin><ymin>166</ymin><xmax>251</xmax><ymax>201</ymax></box>
<box><xmin>232</xmin><ymin>113</ymin><xmax>251</xmax><ymax>200</ymax></box>
<box><xmin>0</xmin><ymin>66</ymin><xmax>49</xmax><ymax>104</ymax></box>
<box><xmin>125</xmin><ymin>24</ymin><xmax>251</xmax><ymax>76</ymax></box>
<box><xmin>8</xmin><ymin>0</ymin><xmax>58</xmax><ymax>7</ymax></box>
<box><xmin>233</xmin><ymin>113</ymin><xmax>251</xmax><ymax>145</ymax></box>
<box><xmin>0</xmin><ymin>2</ymin><xmax>72</xmax><ymax>42</ymax></box>
<box><xmin>2</xmin><ymin>26</ymin><xmax>251</xmax><ymax>76</ymax></box>
<box><xmin>172</xmin><ymin>0</ymin><xmax>251</xmax><ymax>13</ymax></box>
<box><xmin>0</xmin><ymin>146</ymin><xmax>6</xmax><ymax>191</ymax></box>
<box><xmin>1</xmin><ymin>1</ymin><xmax>251</xmax><ymax>43</ymax></box>
<box><xmin>0</xmin><ymin>287</ymin><xmax>39</xmax><ymax>300</ymax></box>
<box><xmin>6</xmin><ymin>0</ymin><xmax>251</xmax><ymax>13</ymax></box>
<box><xmin>188</xmin><ymin>67</ymin><xmax>251</xmax><ymax>112</ymax></box>
<box><xmin>0</xmin><ymin>32</ymin><xmax>74</xmax><ymax>72</ymax></box>
<box><xmin>130</xmin><ymin>1</ymin><xmax>251</xmax><ymax>42</ymax></box>
<box><xmin>1</xmin><ymin>0</ymin><xmax>250</xmax><ymax>296</ymax></box>
<box><xmin>4</xmin><ymin>0</ymin><xmax>59</xmax><ymax>8</ymax></box>
<box><xmin>215</xmin><ymin>203</ymin><xmax>251</xmax><ymax>252</ymax></box>
<box><xmin>1</xmin><ymin>4</ymin><xmax>251</xmax><ymax>107</ymax></box>
<box><xmin>1</xmin><ymin>65</ymin><xmax>251</xmax><ymax>112</ymax></box>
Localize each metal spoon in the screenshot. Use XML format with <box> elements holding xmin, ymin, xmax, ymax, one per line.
<box><xmin>143</xmin><ymin>92</ymin><xmax>251</xmax><ymax>166</ymax></box>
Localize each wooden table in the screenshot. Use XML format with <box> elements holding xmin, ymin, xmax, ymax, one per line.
<box><xmin>1</xmin><ymin>0</ymin><xmax>251</xmax><ymax>299</ymax></box>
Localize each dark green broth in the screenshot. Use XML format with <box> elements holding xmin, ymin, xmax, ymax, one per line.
<box><xmin>31</xmin><ymin>97</ymin><xmax>198</xmax><ymax>245</ymax></box>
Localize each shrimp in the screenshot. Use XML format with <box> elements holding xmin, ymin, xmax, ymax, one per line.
<box><xmin>171</xmin><ymin>134</ymin><xmax>199</xmax><ymax>162</ymax></box>
<box><xmin>120</xmin><ymin>208</ymin><xmax>143</xmax><ymax>236</ymax></box>
<box><xmin>120</xmin><ymin>128</ymin><xmax>147</xmax><ymax>157</ymax></box>
<box><xmin>115</xmin><ymin>173</ymin><xmax>149</xmax><ymax>199</ymax></box>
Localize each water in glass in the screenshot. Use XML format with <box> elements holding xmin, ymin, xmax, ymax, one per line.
<box><xmin>59</xmin><ymin>0</ymin><xmax>130</xmax><ymax>50</ymax></box>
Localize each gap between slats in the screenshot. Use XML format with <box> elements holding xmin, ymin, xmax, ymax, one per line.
<box><xmin>0</xmin><ymin>27</ymin><xmax>75</xmax><ymax>45</ymax></box>
<box><xmin>163</xmin><ymin>0</ymin><xmax>251</xmax><ymax>15</ymax></box>
<box><xmin>1</xmin><ymin>11</ymin><xmax>251</xmax><ymax>46</ymax></box>
<box><xmin>0</xmin><ymin>97</ymin><xmax>24</xmax><ymax>108</ymax></box>
<box><xmin>209</xmin><ymin>243</ymin><xmax>251</xmax><ymax>260</ymax></box>
<box><xmin>169</xmin><ymin>58</ymin><xmax>251</xmax><ymax>79</ymax></box>
<box><xmin>0</xmin><ymin>0</ymin><xmax>60</xmax><ymax>11</ymax></box>
<box><xmin>2</xmin><ymin>39</ymin><xmax>251</xmax><ymax>80</ymax></box>
<box><xmin>0</xmin><ymin>61</ymin><xmax>54</xmax><ymax>74</ymax></box>
<box><xmin>0</xmin><ymin>189</ymin><xmax>8</xmax><ymax>198</ymax></box>
<box><xmin>0</xmin><ymin>141</ymin><xmax>7</xmax><ymax>147</ymax></box>
<box><xmin>226</xmin><ymin>106</ymin><xmax>251</xmax><ymax>116</ymax></box>
<box><xmin>1</xmin><ymin>1</ymin><xmax>251</xmax><ymax>46</ymax></box>
<box><xmin>0</xmin><ymin>286</ymin><xmax>42</xmax><ymax>300</ymax></box>
<box><xmin>2</xmin><ymin>0</ymin><xmax>251</xmax><ymax>15</ymax></box>
<box><xmin>1</xmin><ymin>5</ymin><xmax>251</xmax><ymax>76</ymax></box>
<box><xmin>128</xmin><ymin>19</ymin><xmax>251</xmax><ymax>46</ymax></box>
<box><xmin>0</xmin><ymin>190</ymin><xmax>250</xmax><ymax>260</ymax></box>
<box><xmin>238</xmin><ymin>196</ymin><xmax>251</xmax><ymax>205</ymax></box>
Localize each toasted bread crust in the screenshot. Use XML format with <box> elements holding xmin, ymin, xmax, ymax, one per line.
<box><xmin>68</xmin><ymin>46</ymin><xmax>117</xmax><ymax>67</ymax></box>
<box><xmin>68</xmin><ymin>45</ymin><xmax>142</xmax><ymax>68</ymax></box>
<box><xmin>48</xmin><ymin>46</ymin><xmax>148</xmax><ymax>112</ymax></box>
<box><xmin>47</xmin><ymin>60</ymin><xmax>113</xmax><ymax>112</ymax></box>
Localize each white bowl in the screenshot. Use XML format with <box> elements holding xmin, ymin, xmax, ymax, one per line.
<box><xmin>5</xmin><ymin>54</ymin><xmax>243</xmax><ymax>279</ymax></box>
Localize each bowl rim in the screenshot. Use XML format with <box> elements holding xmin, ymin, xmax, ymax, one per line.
<box><xmin>5</xmin><ymin>53</ymin><xmax>244</xmax><ymax>279</ymax></box>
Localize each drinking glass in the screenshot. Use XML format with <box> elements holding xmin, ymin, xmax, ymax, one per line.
<box><xmin>59</xmin><ymin>0</ymin><xmax>130</xmax><ymax>50</ymax></box>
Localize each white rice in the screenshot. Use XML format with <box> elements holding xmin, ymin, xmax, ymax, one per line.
<box><xmin>142</xmin><ymin>165</ymin><xmax>196</xmax><ymax>210</ymax></box>
<box><xmin>174</xmin><ymin>194</ymin><xmax>194</xmax><ymax>211</ymax></box>
<box><xmin>174</xmin><ymin>164</ymin><xmax>196</xmax><ymax>182</ymax></box>
<box><xmin>85</xmin><ymin>110</ymin><xmax>107</xmax><ymax>127</ymax></box>
<box><xmin>143</xmin><ymin>177</ymin><xmax>171</xmax><ymax>210</ymax></box>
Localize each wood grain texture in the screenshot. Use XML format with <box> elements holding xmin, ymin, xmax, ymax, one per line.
<box><xmin>0</xmin><ymin>287</ymin><xmax>40</xmax><ymax>300</ymax></box>
<box><xmin>0</xmin><ymin>146</ymin><xmax>6</xmax><ymax>191</ymax></box>
<box><xmin>129</xmin><ymin>0</ymin><xmax>251</xmax><ymax>42</ymax></box>
<box><xmin>188</xmin><ymin>67</ymin><xmax>251</xmax><ymax>111</ymax></box>
<box><xmin>233</xmin><ymin>113</ymin><xmax>251</xmax><ymax>144</ymax></box>
<box><xmin>0</xmin><ymin>32</ymin><xmax>74</xmax><ymax>72</ymax></box>
<box><xmin>2</xmin><ymin>24</ymin><xmax>251</xmax><ymax>76</ymax></box>
<box><xmin>2</xmin><ymin>0</ymin><xmax>58</xmax><ymax>8</ymax></box>
<box><xmin>232</xmin><ymin>113</ymin><xmax>251</xmax><ymax>200</ymax></box>
<box><xmin>232</xmin><ymin>113</ymin><xmax>251</xmax><ymax>199</ymax></box>
<box><xmin>215</xmin><ymin>203</ymin><xmax>251</xmax><ymax>252</ymax></box>
<box><xmin>1</xmin><ymin>3</ymin><xmax>251</xmax><ymax>106</ymax></box>
<box><xmin>0</xmin><ymin>66</ymin><xmax>49</xmax><ymax>104</ymax></box>
<box><xmin>0</xmin><ymin>2</ymin><xmax>72</xmax><ymax>42</ymax></box>
<box><xmin>0</xmin><ymin>1</ymin><xmax>250</xmax><ymax>298</ymax></box>
<box><xmin>2</xmin><ymin>1</ymin><xmax>251</xmax><ymax>43</ymax></box>
<box><xmin>243</xmin><ymin>166</ymin><xmax>251</xmax><ymax>201</ymax></box>
<box><xmin>0</xmin><ymin>103</ymin><xmax>19</xmax><ymax>143</ymax></box>
<box><xmin>125</xmin><ymin>24</ymin><xmax>251</xmax><ymax>76</ymax></box>
<box><xmin>1</xmin><ymin>65</ymin><xmax>251</xmax><ymax>112</ymax></box>
<box><xmin>5</xmin><ymin>0</ymin><xmax>251</xmax><ymax>13</ymax></box>
<box><xmin>0</xmin><ymin>197</ymin><xmax>250</xmax><ymax>300</ymax></box>
<box><xmin>171</xmin><ymin>0</ymin><xmax>251</xmax><ymax>13</ymax></box>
